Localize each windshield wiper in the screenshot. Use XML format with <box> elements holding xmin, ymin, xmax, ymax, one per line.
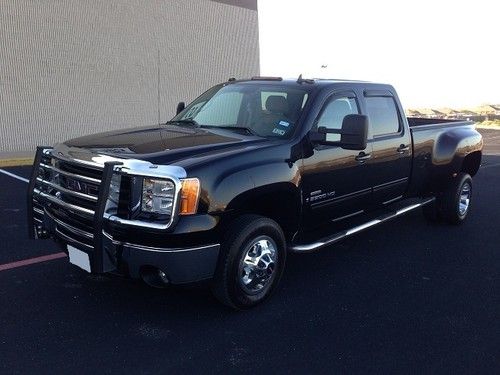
<box><xmin>203</xmin><ymin>125</ymin><xmax>259</xmax><ymax>136</ymax></box>
<box><xmin>165</xmin><ymin>119</ymin><xmax>200</xmax><ymax>127</ymax></box>
<box><xmin>166</xmin><ymin>121</ymin><xmax>259</xmax><ymax>136</ymax></box>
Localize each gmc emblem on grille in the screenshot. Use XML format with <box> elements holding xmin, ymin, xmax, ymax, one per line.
<box><xmin>66</xmin><ymin>178</ymin><xmax>96</xmax><ymax>196</ymax></box>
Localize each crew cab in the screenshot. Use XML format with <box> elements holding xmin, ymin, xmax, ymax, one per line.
<box><xmin>27</xmin><ymin>77</ymin><xmax>483</xmax><ymax>309</ymax></box>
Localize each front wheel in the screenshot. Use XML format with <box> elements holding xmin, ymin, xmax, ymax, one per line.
<box><xmin>211</xmin><ymin>215</ymin><xmax>286</xmax><ymax>310</ymax></box>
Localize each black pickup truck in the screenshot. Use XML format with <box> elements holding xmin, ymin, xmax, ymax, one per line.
<box><xmin>27</xmin><ymin>77</ymin><xmax>483</xmax><ymax>309</ymax></box>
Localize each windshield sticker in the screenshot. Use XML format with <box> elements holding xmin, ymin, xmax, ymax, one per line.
<box><xmin>272</xmin><ymin>128</ymin><xmax>286</xmax><ymax>136</ymax></box>
<box><xmin>278</xmin><ymin>120</ymin><xmax>290</xmax><ymax>127</ymax></box>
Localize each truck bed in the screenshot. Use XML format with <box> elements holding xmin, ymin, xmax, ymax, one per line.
<box><xmin>406</xmin><ymin>117</ymin><xmax>481</xmax><ymax>196</ymax></box>
<box><xmin>407</xmin><ymin>117</ymin><xmax>474</xmax><ymax>129</ymax></box>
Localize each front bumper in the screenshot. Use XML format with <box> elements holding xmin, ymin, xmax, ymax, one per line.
<box><xmin>27</xmin><ymin>146</ymin><xmax>220</xmax><ymax>284</ymax></box>
<box><xmin>52</xmin><ymin>222</ymin><xmax>220</xmax><ymax>283</ymax></box>
<box><xmin>111</xmin><ymin>234</ymin><xmax>220</xmax><ymax>283</ymax></box>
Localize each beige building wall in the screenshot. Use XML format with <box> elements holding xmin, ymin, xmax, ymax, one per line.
<box><xmin>0</xmin><ymin>0</ymin><xmax>259</xmax><ymax>153</ymax></box>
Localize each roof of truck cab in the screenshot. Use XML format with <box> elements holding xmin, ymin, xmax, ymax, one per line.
<box><xmin>231</xmin><ymin>77</ymin><xmax>388</xmax><ymax>88</ymax></box>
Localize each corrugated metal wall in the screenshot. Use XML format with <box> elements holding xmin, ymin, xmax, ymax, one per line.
<box><xmin>0</xmin><ymin>0</ymin><xmax>259</xmax><ymax>153</ymax></box>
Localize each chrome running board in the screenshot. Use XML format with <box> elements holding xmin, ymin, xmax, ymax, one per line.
<box><xmin>290</xmin><ymin>197</ymin><xmax>435</xmax><ymax>253</ymax></box>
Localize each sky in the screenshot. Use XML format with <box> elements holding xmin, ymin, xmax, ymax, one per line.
<box><xmin>258</xmin><ymin>0</ymin><xmax>499</xmax><ymax>109</ymax></box>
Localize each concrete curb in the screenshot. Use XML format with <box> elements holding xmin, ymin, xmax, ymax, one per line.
<box><xmin>0</xmin><ymin>158</ymin><xmax>34</xmax><ymax>167</ymax></box>
<box><xmin>476</xmin><ymin>125</ymin><xmax>500</xmax><ymax>130</ymax></box>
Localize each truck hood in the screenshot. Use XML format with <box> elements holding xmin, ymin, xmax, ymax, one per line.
<box><xmin>62</xmin><ymin>124</ymin><xmax>269</xmax><ymax>165</ymax></box>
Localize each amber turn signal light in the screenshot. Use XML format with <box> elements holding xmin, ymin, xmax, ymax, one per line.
<box><xmin>179</xmin><ymin>178</ymin><xmax>200</xmax><ymax>215</ymax></box>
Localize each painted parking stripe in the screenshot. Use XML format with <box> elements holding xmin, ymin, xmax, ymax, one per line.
<box><xmin>481</xmin><ymin>162</ymin><xmax>500</xmax><ymax>169</ymax></box>
<box><xmin>0</xmin><ymin>169</ymin><xmax>67</xmax><ymax>272</ymax></box>
<box><xmin>0</xmin><ymin>252</ymin><xmax>67</xmax><ymax>272</ymax></box>
<box><xmin>0</xmin><ymin>168</ymin><xmax>29</xmax><ymax>183</ymax></box>
<box><xmin>0</xmin><ymin>169</ymin><xmax>65</xmax><ymax>272</ymax></box>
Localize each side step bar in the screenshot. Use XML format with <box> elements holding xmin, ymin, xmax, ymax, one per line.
<box><xmin>290</xmin><ymin>197</ymin><xmax>435</xmax><ymax>253</ymax></box>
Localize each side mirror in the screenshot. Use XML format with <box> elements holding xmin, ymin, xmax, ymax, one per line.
<box><xmin>176</xmin><ymin>101</ymin><xmax>185</xmax><ymax>115</ymax></box>
<box><xmin>339</xmin><ymin>114</ymin><xmax>368</xmax><ymax>150</ymax></box>
<box><xmin>311</xmin><ymin>114</ymin><xmax>368</xmax><ymax>150</ymax></box>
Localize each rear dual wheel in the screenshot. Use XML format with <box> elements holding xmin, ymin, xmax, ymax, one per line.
<box><xmin>423</xmin><ymin>172</ymin><xmax>472</xmax><ymax>225</ymax></box>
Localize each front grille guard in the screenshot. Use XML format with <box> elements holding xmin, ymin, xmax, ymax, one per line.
<box><xmin>27</xmin><ymin>146</ymin><xmax>50</xmax><ymax>239</ymax></box>
<box><xmin>27</xmin><ymin>146</ymin><xmax>123</xmax><ymax>273</ymax></box>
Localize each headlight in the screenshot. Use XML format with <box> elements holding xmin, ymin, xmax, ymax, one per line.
<box><xmin>141</xmin><ymin>178</ymin><xmax>175</xmax><ymax>215</ymax></box>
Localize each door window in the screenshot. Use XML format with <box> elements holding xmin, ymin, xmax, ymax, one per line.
<box><xmin>316</xmin><ymin>97</ymin><xmax>359</xmax><ymax>142</ymax></box>
<box><xmin>365</xmin><ymin>97</ymin><xmax>401</xmax><ymax>136</ymax></box>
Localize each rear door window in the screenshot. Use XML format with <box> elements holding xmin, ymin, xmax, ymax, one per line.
<box><xmin>365</xmin><ymin>97</ymin><xmax>401</xmax><ymax>136</ymax></box>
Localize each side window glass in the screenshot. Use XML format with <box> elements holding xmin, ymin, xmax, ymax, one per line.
<box><xmin>316</xmin><ymin>97</ymin><xmax>359</xmax><ymax>142</ymax></box>
<box><xmin>365</xmin><ymin>97</ymin><xmax>400</xmax><ymax>136</ymax></box>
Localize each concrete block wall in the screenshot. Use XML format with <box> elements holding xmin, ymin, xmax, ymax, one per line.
<box><xmin>0</xmin><ymin>0</ymin><xmax>259</xmax><ymax>153</ymax></box>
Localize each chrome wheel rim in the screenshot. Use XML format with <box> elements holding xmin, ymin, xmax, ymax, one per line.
<box><xmin>239</xmin><ymin>236</ymin><xmax>277</xmax><ymax>294</ymax></box>
<box><xmin>459</xmin><ymin>183</ymin><xmax>471</xmax><ymax>216</ymax></box>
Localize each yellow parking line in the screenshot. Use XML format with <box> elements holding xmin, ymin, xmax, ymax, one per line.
<box><xmin>0</xmin><ymin>158</ymin><xmax>34</xmax><ymax>167</ymax></box>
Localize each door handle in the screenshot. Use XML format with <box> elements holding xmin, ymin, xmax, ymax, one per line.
<box><xmin>397</xmin><ymin>144</ymin><xmax>410</xmax><ymax>154</ymax></box>
<box><xmin>355</xmin><ymin>152</ymin><xmax>372</xmax><ymax>163</ymax></box>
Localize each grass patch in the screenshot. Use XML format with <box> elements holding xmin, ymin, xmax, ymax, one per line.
<box><xmin>478</xmin><ymin>119</ymin><xmax>500</xmax><ymax>126</ymax></box>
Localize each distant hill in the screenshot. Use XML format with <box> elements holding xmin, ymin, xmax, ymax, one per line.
<box><xmin>406</xmin><ymin>104</ymin><xmax>500</xmax><ymax>119</ymax></box>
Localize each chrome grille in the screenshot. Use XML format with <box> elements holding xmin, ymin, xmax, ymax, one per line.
<box><xmin>33</xmin><ymin>152</ymin><xmax>103</xmax><ymax>247</ymax></box>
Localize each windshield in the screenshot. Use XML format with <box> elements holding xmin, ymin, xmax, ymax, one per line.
<box><xmin>169</xmin><ymin>83</ymin><xmax>309</xmax><ymax>138</ymax></box>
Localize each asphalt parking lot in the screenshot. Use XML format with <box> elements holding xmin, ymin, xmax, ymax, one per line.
<box><xmin>1</xmin><ymin>129</ymin><xmax>499</xmax><ymax>374</ymax></box>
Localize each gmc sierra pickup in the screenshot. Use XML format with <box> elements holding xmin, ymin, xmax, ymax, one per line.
<box><xmin>27</xmin><ymin>77</ymin><xmax>483</xmax><ymax>309</ymax></box>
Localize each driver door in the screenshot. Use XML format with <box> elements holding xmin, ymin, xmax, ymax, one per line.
<box><xmin>301</xmin><ymin>91</ymin><xmax>373</xmax><ymax>226</ymax></box>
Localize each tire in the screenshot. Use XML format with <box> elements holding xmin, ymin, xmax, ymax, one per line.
<box><xmin>441</xmin><ymin>172</ymin><xmax>473</xmax><ymax>225</ymax></box>
<box><xmin>211</xmin><ymin>214</ymin><xmax>286</xmax><ymax>310</ymax></box>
